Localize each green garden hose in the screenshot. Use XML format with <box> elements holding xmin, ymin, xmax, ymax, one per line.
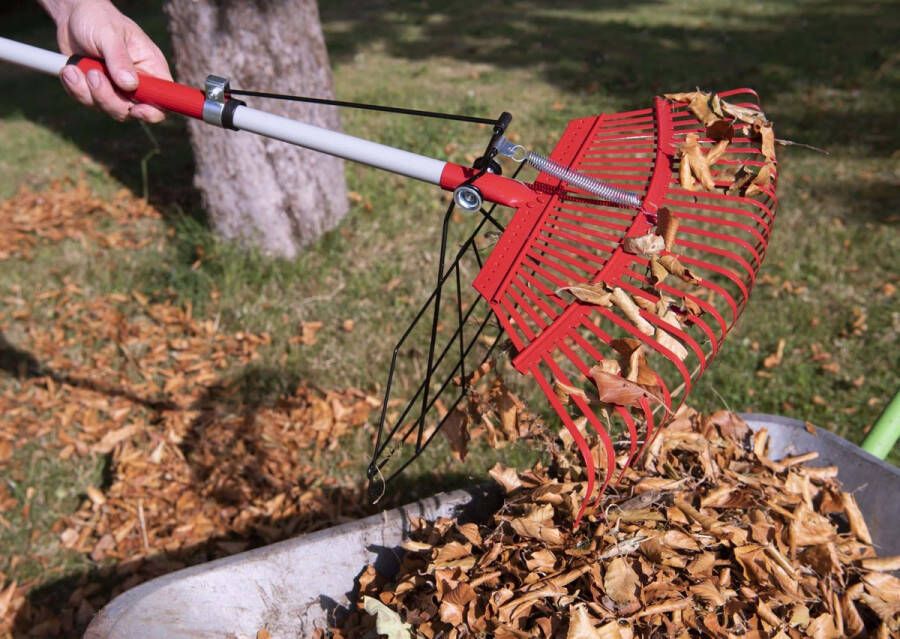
<box><xmin>862</xmin><ymin>390</ymin><xmax>900</xmax><ymax>460</ymax></box>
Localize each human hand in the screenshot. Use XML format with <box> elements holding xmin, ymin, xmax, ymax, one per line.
<box><xmin>41</xmin><ymin>0</ymin><xmax>173</xmax><ymax>123</ymax></box>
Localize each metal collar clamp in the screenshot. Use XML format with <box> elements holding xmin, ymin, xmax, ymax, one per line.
<box><xmin>202</xmin><ymin>75</ymin><xmax>244</xmax><ymax>130</ymax></box>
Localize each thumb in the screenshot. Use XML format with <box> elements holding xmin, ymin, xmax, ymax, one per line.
<box><xmin>98</xmin><ymin>28</ymin><xmax>138</xmax><ymax>92</ymax></box>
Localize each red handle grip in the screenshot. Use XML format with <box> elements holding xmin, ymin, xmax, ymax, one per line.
<box><xmin>72</xmin><ymin>57</ymin><xmax>205</xmax><ymax>120</ymax></box>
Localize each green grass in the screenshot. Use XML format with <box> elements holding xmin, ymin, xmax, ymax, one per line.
<box><xmin>0</xmin><ymin>0</ymin><xmax>898</xmax><ymax>619</ymax></box>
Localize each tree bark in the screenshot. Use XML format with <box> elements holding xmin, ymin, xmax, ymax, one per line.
<box><xmin>165</xmin><ymin>0</ymin><xmax>347</xmax><ymax>258</ymax></box>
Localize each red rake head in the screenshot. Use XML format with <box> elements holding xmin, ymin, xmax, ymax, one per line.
<box><xmin>473</xmin><ymin>88</ymin><xmax>777</xmax><ymax>522</ymax></box>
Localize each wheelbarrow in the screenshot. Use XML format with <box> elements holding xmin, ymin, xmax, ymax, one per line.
<box><xmin>83</xmin><ymin>414</ymin><xmax>900</xmax><ymax>638</ymax></box>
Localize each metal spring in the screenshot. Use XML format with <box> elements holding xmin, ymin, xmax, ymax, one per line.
<box><xmin>526</xmin><ymin>151</ymin><xmax>643</xmax><ymax>209</ymax></box>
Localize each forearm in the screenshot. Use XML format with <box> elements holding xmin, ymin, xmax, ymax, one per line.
<box><xmin>37</xmin><ymin>0</ymin><xmax>77</xmax><ymax>24</ymax></box>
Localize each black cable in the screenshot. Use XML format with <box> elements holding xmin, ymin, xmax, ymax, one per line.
<box><xmin>228</xmin><ymin>89</ymin><xmax>498</xmax><ymax>126</ymax></box>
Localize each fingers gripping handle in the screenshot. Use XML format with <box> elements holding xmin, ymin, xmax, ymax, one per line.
<box><xmin>69</xmin><ymin>57</ymin><xmax>205</xmax><ymax>120</ymax></box>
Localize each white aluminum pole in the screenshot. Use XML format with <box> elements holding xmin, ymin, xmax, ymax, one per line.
<box><xmin>0</xmin><ymin>36</ymin><xmax>67</xmax><ymax>75</ymax></box>
<box><xmin>230</xmin><ymin>106</ymin><xmax>447</xmax><ymax>186</ymax></box>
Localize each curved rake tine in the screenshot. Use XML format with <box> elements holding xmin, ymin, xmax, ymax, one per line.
<box><xmin>531</xmin><ymin>367</ymin><xmax>596</xmax><ymax>526</ymax></box>
<box><xmin>541</xmin><ymin>357</ymin><xmax>616</xmax><ymax>523</ymax></box>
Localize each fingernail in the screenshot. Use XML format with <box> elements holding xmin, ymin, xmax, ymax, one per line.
<box><xmin>62</xmin><ymin>66</ymin><xmax>79</xmax><ymax>85</ymax></box>
<box><xmin>117</xmin><ymin>71</ymin><xmax>137</xmax><ymax>88</ymax></box>
<box><xmin>87</xmin><ymin>70</ymin><xmax>101</xmax><ymax>90</ymax></box>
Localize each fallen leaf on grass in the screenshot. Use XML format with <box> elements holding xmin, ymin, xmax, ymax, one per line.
<box><xmin>0</xmin><ymin>581</ymin><xmax>17</xmax><ymax>618</ymax></box>
<box><xmin>441</xmin><ymin>407</ymin><xmax>470</xmax><ymax>461</ymax></box>
<box><xmin>298</xmin><ymin>321</ymin><xmax>324</xmax><ymax>345</ymax></box>
<box><xmin>763</xmin><ymin>338</ymin><xmax>786</xmax><ymax>369</ymax></box>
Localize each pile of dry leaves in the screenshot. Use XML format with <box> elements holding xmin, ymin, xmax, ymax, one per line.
<box><xmin>0</xmin><ymin>281</ymin><xmax>378</xmax><ymax>635</ymax></box>
<box><xmin>336</xmin><ymin>409</ymin><xmax>899</xmax><ymax>639</ymax></box>
<box><xmin>0</xmin><ymin>180</ymin><xmax>160</xmax><ymax>260</ymax></box>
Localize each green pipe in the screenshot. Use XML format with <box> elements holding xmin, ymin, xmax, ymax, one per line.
<box><xmin>862</xmin><ymin>390</ymin><xmax>900</xmax><ymax>460</ymax></box>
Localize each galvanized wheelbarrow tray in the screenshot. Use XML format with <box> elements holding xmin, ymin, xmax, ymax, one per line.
<box><xmin>84</xmin><ymin>414</ymin><xmax>899</xmax><ymax>638</ymax></box>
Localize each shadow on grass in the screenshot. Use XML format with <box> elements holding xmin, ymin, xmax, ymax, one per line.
<box><xmin>319</xmin><ymin>0</ymin><xmax>898</xmax><ymax>157</ymax></box>
<box><xmin>7</xmin><ymin>359</ymin><xmax>487</xmax><ymax>636</ymax></box>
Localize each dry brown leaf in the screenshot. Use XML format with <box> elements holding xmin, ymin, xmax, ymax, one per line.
<box><xmin>298</xmin><ymin>320</ymin><xmax>324</xmax><ymax>345</ymax></box>
<box><xmin>566</xmin><ymin>603</ymin><xmax>608</xmax><ymax>639</ymax></box>
<box><xmin>657</xmin><ymin>255</ymin><xmax>702</xmax><ymax>285</ymax></box>
<box><xmin>756</xmin><ymin>120</ymin><xmax>777</xmax><ymax>161</ymax></box>
<box><xmin>556</xmin><ymin>283</ymin><xmax>613</xmax><ymax>307</ymax></box>
<box><xmin>790</xmin><ymin>503</ymin><xmax>836</xmax><ymax>547</ymax></box>
<box><xmin>441</xmin><ymin>407</ymin><xmax>470</xmax><ymax>461</ymax></box>
<box><xmin>690</xmin><ymin>580</ymin><xmax>726</xmax><ymax>606</ymax></box>
<box><xmin>649</xmin><ymin>256</ymin><xmax>669</xmax><ymax>285</ymax></box>
<box><xmin>439</xmin><ymin>582</ymin><xmax>476</xmax><ymax>626</ymax></box>
<box><xmin>861</xmin><ymin>555</ymin><xmax>900</xmax><ymax>572</ymax></box>
<box><xmin>656</xmin><ymin>310</ymin><xmax>690</xmax><ymax>361</ymax></box>
<box><xmin>554</xmin><ymin>379</ymin><xmax>589</xmax><ymax>405</ymax></box>
<box><xmin>656</xmin><ymin>207</ymin><xmax>679</xmax><ymax>251</ymax></box>
<box><xmin>663</xmin><ymin>90</ymin><xmax>702</xmax><ymax>103</ymax></box>
<box><xmin>745</xmin><ymin>162</ymin><xmax>775</xmax><ymax>197</ymax></box>
<box><xmin>588</xmin><ymin>367</ymin><xmax>664</xmax><ymax>409</ymax></box>
<box><xmin>680</xmin><ymin>133</ymin><xmax>716</xmax><ymax>191</ymax></box>
<box><xmin>762</xmin><ymin>338</ymin><xmax>786</xmax><ymax>369</ymax></box>
<box><xmin>609</xmin><ymin>339</ymin><xmax>658</xmax><ymax>386</ymax></box>
<box><xmin>603</xmin><ymin>557</ymin><xmax>640</xmax><ymax>605</ymax></box>
<box><xmin>0</xmin><ymin>581</ymin><xmax>17</xmax><ymax>619</ymax></box>
<box><xmin>679</xmin><ymin>150</ymin><xmax>695</xmax><ymax>190</ymax></box>
<box><xmin>623</xmin><ymin>233</ymin><xmax>665</xmax><ymax>257</ymax></box>
<box><xmin>806</xmin><ymin>613</ymin><xmax>838</xmax><ymax>639</ymax></box>
<box><xmin>490</xmin><ymin>463</ymin><xmax>522</xmax><ymax>493</ymax></box>
<box><xmin>509</xmin><ymin>517</ymin><xmax>564</xmax><ymax>545</ymax></box>
<box><xmin>611</xmin><ymin>287</ymin><xmax>655</xmax><ymax>335</ymax></box>
<box><xmin>706</xmin><ymin>119</ymin><xmax>734</xmax><ymax>141</ymax></box>
<box><xmin>862</xmin><ymin>572</ymin><xmax>900</xmax><ymax>604</ymax></box>
<box><xmin>841</xmin><ymin>492</ymin><xmax>872</xmax><ymax>545</ymax></box>
<box><xmin>720</xmin><ymin>99</ymin><xmax>767</xmax><ymax>124</ymax></box>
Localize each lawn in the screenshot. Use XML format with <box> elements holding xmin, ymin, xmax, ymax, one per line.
<box><xmin>0</xmin><ymin>0</ymin><xmax>897</xmax><ymax>635</ymax></box>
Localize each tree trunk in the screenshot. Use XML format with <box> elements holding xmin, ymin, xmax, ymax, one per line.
<box><xmin>165</xmin><ymin>0</ymin><xmax>347</xmax><ymax>258</ymax></box>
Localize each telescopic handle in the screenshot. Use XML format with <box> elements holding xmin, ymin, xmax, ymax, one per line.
<box><xmin>0</xmin><ymin>36</ymin><xmax>535</xmax><ymax>209</ymax></box>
